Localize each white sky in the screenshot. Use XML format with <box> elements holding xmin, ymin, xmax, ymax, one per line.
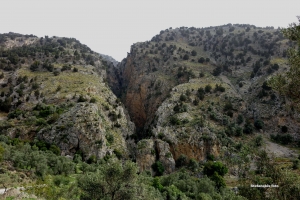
<box><xmin>1</xmin><ymin>0</ymin><xmax>299</xmax><ymax>61</ymax></box>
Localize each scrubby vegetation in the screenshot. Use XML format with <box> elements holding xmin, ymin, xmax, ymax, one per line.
<box><xmin>1</xmin><ymin>19</ymin><xmax>300</xmax><ymax>199</ymax></box>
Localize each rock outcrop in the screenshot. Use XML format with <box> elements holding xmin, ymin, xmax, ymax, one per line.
<box><xmin>136</xmin><ymin>139</ymin><xmax>175</xmax><ymax>175</ymax></box>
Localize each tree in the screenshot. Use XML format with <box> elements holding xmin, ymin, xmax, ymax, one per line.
<box><xmin>213</xmin><ymin>66</ymin><xmax>222</xmax><ymax>76</ymax></box>
<box><xmin>203</xmin><ymin>161</ymin><xmax>228</xmax><ymax>189</ymax></box>
<box><xmin>191</xmin><ymin>50</ymin><xmax>197</xmax><ymax>56</ymax></box>
<box><xmin>183</xmin><ymin>54</ymin><xmax>189</xmax><ymax>60</ymax></box>
<box><xmin>254</xmin><ymin>119</ymin><xmax>264</xmax><ymax>129</ymax></box>
<box><xmin>78</xmin><ymin>159</ymin><xmax>138</xmax><ymax>200</ymax></box>
<box><xmin>152</xmin><ymin>161</ymin><xmax>165</xmax><ymax>176</ymax></box>
<box><xmin>205</xmin><ymin>84</ymin><xmax>212</xmax><ymax>93</ymax></box>
<box><xmin>198</xmin><ymin>57</ymin><xmax>205</xmax><ymax>63</ymax></box>
<box><xmin>0</xmin><ymin>173</ymin><xmax>11</xmax><ymax>193</ymax></box>
<box><xmin>268</xmin><ymin>17</ymin><xmax>300</xmax><ymax>111</ymax></box>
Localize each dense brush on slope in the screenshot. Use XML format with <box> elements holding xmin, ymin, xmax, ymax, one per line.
<box><xmin>108</xmin><ymin>24</ymin><xmax>300</xmax><ymax>173</ymax></box>
<box><xmin>0</xmin><ymin>32</ymin><xmax>134</xmax><ymax>161</ymax></box>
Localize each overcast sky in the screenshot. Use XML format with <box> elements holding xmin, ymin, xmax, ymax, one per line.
<box><xmin>1</xmin><ymin>0</ymin><xmax>299</xmax><ymax>61</ymax></box>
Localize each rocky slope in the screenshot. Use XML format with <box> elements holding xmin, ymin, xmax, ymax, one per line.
<box><xmin>1</xmin><ymin>24</ymin><xmax>300</xmax><ymax>176</ymax></box>
<box><xmin>0</xmin><ymin>33</ymin><xmax>134</xmax><ymax>161</ymax></box>
<box><xmin>108</xmin><ymin>24</ymin><xmax>300</xmax><ymax>172</ymax></box>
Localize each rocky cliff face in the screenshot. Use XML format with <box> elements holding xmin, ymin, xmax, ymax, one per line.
<box><xmin>135</xmin><ymin>139</ymin><xmax>175</xmax><ymax>175</ymax></box>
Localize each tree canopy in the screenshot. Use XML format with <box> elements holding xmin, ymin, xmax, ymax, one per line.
<box><xmin>268</xmin><ymin>17</ymin><xmax>300</xmax><ymax>111</ymax></box>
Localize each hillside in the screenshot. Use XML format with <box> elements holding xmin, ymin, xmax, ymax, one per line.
<box><xmin>108</xmin><ymin>24</ymin><xmax>299</xmax><ymax>166</ymax></box>
<box><xmin>0</xmin><ymin>23</ymin><xmax>300</xmax><ymax>199</ymax></box>
<box><xmin>0</xmin><ymin>33</ymin><xmax>134</xmax><ymax>161</ymax></box>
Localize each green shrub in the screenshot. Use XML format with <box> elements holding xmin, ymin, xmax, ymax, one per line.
<box><xmin>188</xmin><ymin>159</ymin><xmax>199</xmax><ymax>171</ymax></box>
<box><xmin>176</xmin><ymin>154</ymin><xmax>188</xmax><ymax>167</ymax></box>
<box><xmin>170</xmin><ymin>116</ymin><xmax>181</xmax><ymax>125</ymax></box>
<box><xmin>36</xmin><ymin>118</ymin><xmax>48</xmax><ymax>126</ymax></box>
<box><xmin>271</xmin><ymin>134</ymin><xmax>293</xmax><ymax>145</ymax></box>
<box><xmin>179</xmin><ymin>94</ymin><xmax>187</xmax><ymax>102</ymax></box>
<box><xmin>254</xmin><ymin>135</ymin><xmax>263</xmax><ymax>147</ymax></box>
<box><xmin>106</xmin><ymin>133</ymin><xmax>114</xmax><ymax>145</ymax></box>
<box><xmin>7</xmin><ymin>109</ymin><xmax>24</xmax><ymax>119</ymax></box>
<box><xmin>293</xmin><ymin>159</ymin><xmax>300</xmax><ymax>169</ymax></box>
<box><xmin>61</xmin><ymin>65</ymin><xmax>71</xmax><ymax>71</ymax></box>
<box><xmin>183</xmin><ymin>54</ymin><xmax>189</xmax><ymax>60</ymax></box>
<box><xmin>198</xmin><ymin>57</ymin><xmax>205</xmax><ymax>63</ymax></box>
<box><xmin>236</xmin><ymin>114</ymin><xmax>244</xmax><ymax>124</ymax></box>
<box><xmin>53</xmin><ymin>71</ymin><xmax>60</xmax><ymax>76</ymax></box>
<box><xmin>49</xmin><ymin>144</ymin><xmax>61</xmax><ymax>155</ymax></box>
<box><xmin>223</xmin><ymin>101</ymin><xmax>233</xmax><ymax>111</ymax></box>
<box><xmin>207</xmin><ymin>154</ymin><xmax>215</xmax><ymax>161</ymax></box>
<box><xmin>90</xmin><ymin>97</ymin><xmax>96</xmax><ymax>103</ymax></box>
<box><xmin>152</xmin><ymin>177</ymin><xmax>163</xmax><ymax>191</ymax></box>
<box><xmin>235</xmin><ymin>126</ymin><xmax>243</xmax><ymax>136</ymax></box>
<box><xmin>197</xmin><ymin>87</ymin><xmax>205</xmax><ymax>100</ymax></box>
<box><xmin>173</xmin><ymin>103</ymin><xmax>187</xmax><ymax>113</ymax></box>
<box><xmin>113</xmin><ymin>149</ymin><xmax>123</xmax><ymax>159</ymax></box>
<box><xmin>205</xmin><ymin>84</ymin><xmax>212</xmax><ymax>93</ymax></box>
<box><xmin>254</xmin><ymin>120</ymin><xmax>264</xmax><ymax>129</ymax></box>
<box><xmin>243</xmin><ymin>121</ymin><xmax>254</xmax><ymax>134</ymax></box>
<box><xmin>203</xmin><ymin>161</ymin><xmax>228</xmax><ymax>177</ymax></box>
<box><xmin>87</xmin><ymin>155</ymin><xmax>97</xmax><ymax>164</ymax></box>
<box><xmin>152</xmin><ymin>161</ymin><xmax>165</xmax><ymax>176</ymax></box>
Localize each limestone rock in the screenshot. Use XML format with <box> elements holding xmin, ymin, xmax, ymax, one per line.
<box><xmin>135</xmin><ymin>139</ymin><xmax>175</xmax><ymax>174</ymax></box>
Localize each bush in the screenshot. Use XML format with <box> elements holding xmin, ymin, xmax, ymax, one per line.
<box><xmin>49</xmin><ymin>144</ymin><xmax>61</xmax><ymax>155</ymax></box>
<box><xmin>214</xmin><ymin>84</ymin><xmax>225</xmax><ymax>92</ymax></box>
<box><xmin>61</xmin><ymin>65</ymin><xmax>71</xmax><ymax>71</ymax></box>
<box><xmin>173</xmin><ymin>103</ymin><xmax>187</xmax><ymax>113</ymax></box>
<box><xmin>213</xmin><ymin>66</ymin><xmax>222</xmax><ymax>76</ymax></box>
<box><xmin>254</xmin><ymin>120</ymin><xmax>264</xmax><ymax>129</ymax></box>
<box><xmin>226</xmin><ymin>111</ymin><xmax>233</xmax><ymax>118</ymax></box>
<box><xmin>243</xmin><ymin>121</ymin><xmax>254</xmax><ymax>134</ymax></box>
<box><xmin>179</xmin><ymin>94</ymin><xmax>187</xmax><ymax>102</ymax></box>
<box><xmin>188</xmin><ymin>159</ymin><xmax>199</xmax><ymax>171</ymax></box>
<box><xmin>207</xmin><ymin>154</ymin><xmax>215</xmax><ymax>161</ymax></box>
<box><xmin>90</xmin><ymin>97</ymin><xmax>96</xmax><ymax>103</ymax></box>
<box><xmin>198</xmin><ymin>57</ymin><xmax>205</xmax><ymax>63</ymax></box>
<box><xmin>236</xmin><ymin>114</ymin><xmax>244</xmax><ymax>124</ymax></box>
<box><xmin>205</xmin><ymin>85</ymin><xmax>212</xmax><ymax>93</ymax></box>
<box><xmin>203</xmin><ymin>161</ymin><xmax>228</xmax><ymax>177</ymax></box>
<box><xmin>113</xmin><ymin>149</ymin><xmax>123</xmax><ymax>159</ymax></box>
<box><xmin>53</xmin><ymin>71</ymin><xmax>60</xmax><ymax>76</ymax></box>
<box><xmin>223</xmin><ymin>101</ymin><xmax>233</xmax><ymax>111</ymax></box>
<box><xmin>254</xmin><ymin>135</ymin><xmax>263</xmax><ymax>147</ymax></box>
<box><xmin>235</xmin><ymin>126</ymin><xmax>243</xmax><ymax>136</ymax></box>
<box><xmin>106</xmin><ymin>133</ymin><xmax>114</xmax><ymax>145</ymax></box>
<box><xmin>197</xmin><ymin>88</ymin><xmax>205</xmax><ymax>100</ymax></box>
<box><xmin>170</xmin><ymin>116</ymin><xmax>181</xmax><ymax>125</ymax></box>
<box><xmin>183</xmin><ymin>54</ymin><xmax>189</xmax><ymax>60</ymax></box>
<box><xmin>176</xmin><ymin>154</ymin><xmax>188</xmax><ymax>167</ymax></box>
<box><xmin>152</xmin><ymin>161</ymin><xmax>165</xmax><ymax>176</ymax></box>
<box><xmin>7</xmin><ymin>109</ymin><xmax>24</xmax><ymax>119</ymax></box>
<box><xmin>293</xmin><ymin>159</ymin><xmax>300</xmax><ymax>169</ymax></box>
<box><xmin>191</xmin><ymin>50</ymin><xmax>197</xmax><ymax>56</ymax></box>
<box><xmin>271</xmin><ymin>134</ymin><xmax>293</xmax><ymax>145</ymax></box>
<box><xmin>281</xmin><ymin>125</ymin><xmax>288</xmax><ymax>133</ymax></box>
<box><xmin>87</xmin><ymin>155</ymin><xmax>97</xmax><ymax>164</ymax></box>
